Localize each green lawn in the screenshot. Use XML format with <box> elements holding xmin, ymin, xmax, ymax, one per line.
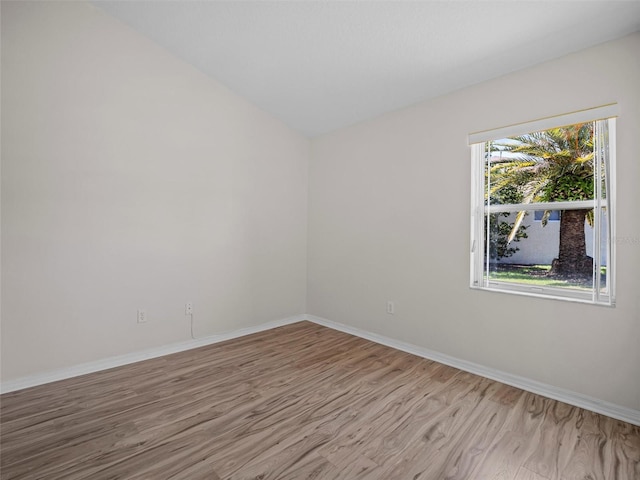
<box><xmin>489</xmin><ymin>264</ymin><xmax>606</xmax><ymax>289</ymax></box>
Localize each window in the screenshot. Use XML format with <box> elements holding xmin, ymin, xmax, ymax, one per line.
<box><xmin>469</xmin><ymin>105</ymin><xmax>617</xmax><ymax>305</ymax></box>
<box><xmin>534</xmin><ymin>210</ymin><xmax>560</xmax><ymax>222</ymax></box>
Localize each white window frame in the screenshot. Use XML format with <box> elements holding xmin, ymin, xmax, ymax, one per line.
<box><xmin>469</xmin><ymin>104</ymin><xmax>617</xmax><ymax>306</ymax></box>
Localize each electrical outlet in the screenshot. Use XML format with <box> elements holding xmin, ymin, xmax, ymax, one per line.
<box><xmin>185</xmin><ymin>303</ymin><xmax>193</xmax><ymax>315</ymax></box>
<box><xmin>386</xmin><ymin>301</ymin><xmax>395</xmax><ymax>315</ymax></box>
<box><xmin>137</xmin><ymin>309</ymin><xmax>147</xmax><ymax>323</ymax></box>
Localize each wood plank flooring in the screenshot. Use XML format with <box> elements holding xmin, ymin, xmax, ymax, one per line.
<box><xmin>1</xmin><ymin>321</ymin><xmax>639</xmax><ymax>479</ymax></box>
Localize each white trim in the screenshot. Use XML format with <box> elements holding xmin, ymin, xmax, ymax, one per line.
<box><xmin>306</xmin><ymin>315</ymin><xmax>640</xmax><ymax>426</ymax></box>
<box><xmin>470</xmin><ymin>143</ymin><xmax>485</xmax><ymax>288</ymax></box>
<box><xmin>473</xmin><ymin>282</ymin><xmax>613</xmax><ymax>307</ymax></box>
<box><xmin>468</xmin><ymin>103</ymin><xmax>619</xmax><ymax>144</ymax></box>
<box><xmin>0</xmin><ymin>315</ymin><xmax>305</xmax><ymax>394</ymax></box>
<box><xmin>486</xmin><ymin>200</ymin><xmax>595</xmax><ymax>214</ymax></box>
<box><xmin>605</xmin><ymin>118</ymin><xmax>617</xmax><ymax>305</ymax></box>
<box><xmin>3</xmin><ymin>313</ymin><xmax>637</xmax><ymax>426</ymax></box>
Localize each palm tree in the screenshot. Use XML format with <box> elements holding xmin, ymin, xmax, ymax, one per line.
<box><xmin>489</xmin><ymin>123</ymin><xmax>596</xmax><ymax>277</ymax></box>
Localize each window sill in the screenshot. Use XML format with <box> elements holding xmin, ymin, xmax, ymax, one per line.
<box><xmin>470</xmin><ymin>281</ymin><xmax>615</xmax><ymax>307</ymax></box>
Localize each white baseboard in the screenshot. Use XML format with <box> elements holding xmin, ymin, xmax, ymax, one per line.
<box><xmin>3</xmin><ymin>313</ymin><xmax>638</xmax><ymax>426</ymax></box>
<box><xmin>0</xmin><ymin>315</ymin><xmax>305</xmax><ymax>394</ymax></box>
<box><xmin>305</xmin><ymin>315</ymin><xmax>640</xmax><ymax>426</ymax></box>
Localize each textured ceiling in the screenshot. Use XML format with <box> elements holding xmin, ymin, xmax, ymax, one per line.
<box><xmin>93</xmin><ymin>1</ymin><xmax>640</xmax><ymax>137</ymax></box>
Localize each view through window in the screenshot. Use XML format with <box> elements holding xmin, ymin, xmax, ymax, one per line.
<box><xmin>470</xmin><ymin>106</ymin><xmax>616</xmax><ymax>305</ymax></box>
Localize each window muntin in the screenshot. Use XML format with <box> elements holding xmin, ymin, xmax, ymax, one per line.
<box><xmin>470</xmin><ymin>107</ymin><xmax>616</xmax><ymax>306</ymax></box>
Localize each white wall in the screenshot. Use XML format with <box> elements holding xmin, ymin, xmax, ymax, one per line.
<box><xmin>308</xmin><ymin>33</ymin><xmax>640</xmax><ymax>411</ymax></box>
<box><xmin>496</xmin><ymin>214</ymin><xmax>607</xmax><ymax>266</ymax></box>
<box><xmin>1</xmin><ymin>2</ymin><xmax>308</xmax><ymax>380</ymax></box>
<box><xmin>2</xmin><ymin>1</ymin><xmax>638</xmax><ymax>414</ymax></box>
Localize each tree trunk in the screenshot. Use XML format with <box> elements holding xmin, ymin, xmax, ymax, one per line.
<box><xmin>549</xmin><ymin>209</ymin><xmax>593</xmax><ymax>276</ymax></box>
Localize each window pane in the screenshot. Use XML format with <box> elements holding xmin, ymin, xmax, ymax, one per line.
<box><xmin>485</xmin><ymin>209</ymin><xmax>607</xmax><ymax>293</ymax></box>
<box><xmin>487</xmin><ymin>123</ymin><xmax>596</xmax><ymax>205</ymax></box>
<box><xmin>595</xmin><ymin>207</ymin><xmax>610</xmax><ymax>297</ymax></box>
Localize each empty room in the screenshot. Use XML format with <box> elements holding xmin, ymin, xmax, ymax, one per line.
<box><xmin>1</xmin><ymin>1</ymin><xmax>639</xmax><ymax>479</ymax></box>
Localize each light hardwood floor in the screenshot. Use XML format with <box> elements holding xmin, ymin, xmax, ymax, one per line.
<box><xmin>1</xmin><ymin>321</ymin><xmax>639</xmax><ymax>479</ymax></box>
